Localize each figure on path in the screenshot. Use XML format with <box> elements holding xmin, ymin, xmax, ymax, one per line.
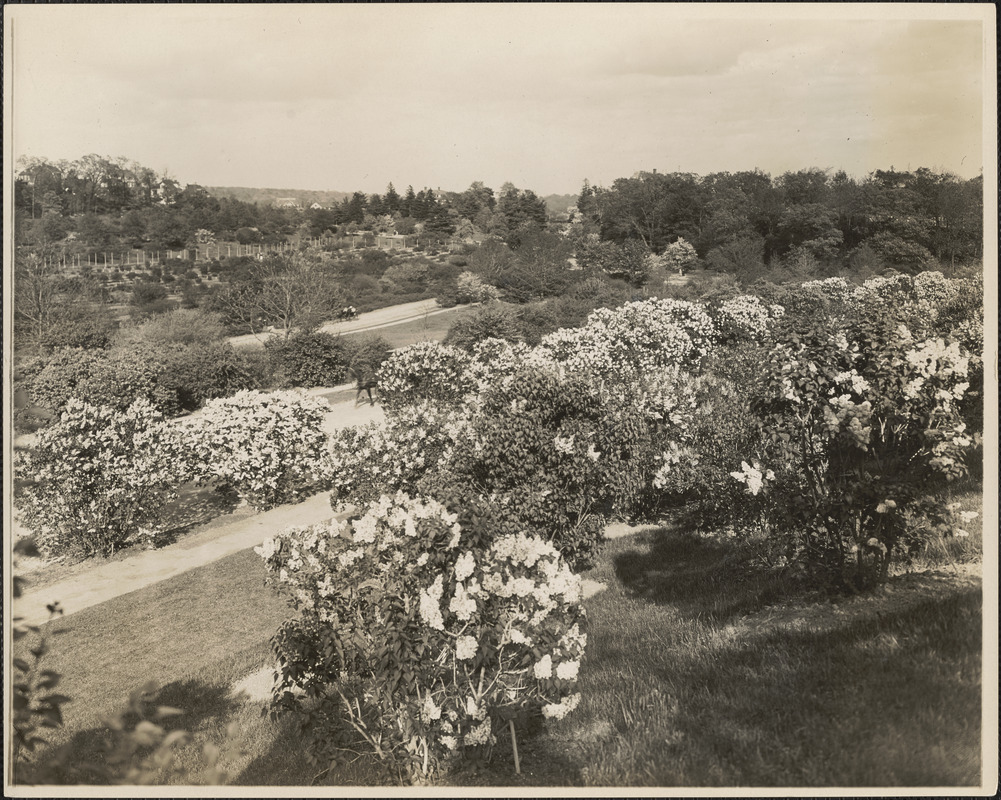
<box><xmin>352</xmin><ymin>364</ymin><xmax>377</xmax><ymax>405</ymax></box>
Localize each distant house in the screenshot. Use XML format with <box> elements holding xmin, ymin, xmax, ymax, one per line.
<box><xmin>275</xmin><ymin>197</ymin><xmax>302</xmax><ymax>210</ymax></box>
<box><xmin>309</xmin><ymin>202</ymin><xmax>324</xmax><ymax>210</ymax></box>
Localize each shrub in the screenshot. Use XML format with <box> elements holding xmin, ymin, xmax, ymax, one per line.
<box><xmin>112</xmin><ymin>309</ymin><xmax>228</xmax><ymax>348</ymax></box>
<box><xmin>179</xmin><ymin>390</ymin><xmax>332</xmax><ymax>510</ymax></box>
<box><xmin>443</xmin><ymin>302</ymin><xmax>523</xmax><ymax>351</ymax></box>
<box><xmin>74</xmin><ymin>345</ymin><xmax>175</xmax><ymax>415</ymax></box>
<box><xmin>15</xmin><ymin>398</ymin><xmax>186</xmax><ymax>558</ymax></box>
<box><xmin>467</xmin><ymin>338</ymin><xmax>533</xmax><ymax>396</ymax></box>
<box><xmin>258</xmin><ymin>491</ymin><xmax>586</xmax><ymax>779</ymax></box>
<box><xmin>156</xmin><ymin>342</ymin><xmax>261</xmax><ymax>413</ymax></box>
<box><xmin>709</xmin><ymin>294</ymin><xmax>784</xmax><ymax>344</ymax></box>
<box><xmin>454</xmin><ymin>271</ymin><xmax>500</xmax><ymax>304</ymax></box>
<box><xmin>20</xmin><ymin>348</ymin><xmax>104</xmax><ymax>418</ymax></box>
<box><xmin>327</xmin><ymin>402</ymin><xmax>473</xmax><ymax>509</ymax></box>
<box><xmin>742</xmin><ymin>317</ymin><xmax>976</xmax><ymax>588</ymax></box>
<box><xmin>447</xmin><ymin>366</ymin><xmax>652</xmax><ymax>570</ymax></box>
<box><xmin>536</xmin><ymin>297</ymin><xmax>717</xmax><ymax>385</ymax></box>
<box><xmin>38</xmin><ymin>311</ymin><xmax>116</xmax><ymax>351</ymax></box>
<box><xmin>264</xmin><ymin>331</ymin><xmax>350</xmax><ymax>388</ymax></box>
<box><xmin>377</xmin><ymin>341</ymin><xmax>476</xmax><ymax>411</ymax></box>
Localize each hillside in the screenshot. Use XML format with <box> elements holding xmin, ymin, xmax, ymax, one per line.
<box><xmin>204</xmin><ymin>186</ymin><xmax>352</xmax><ymax>207</ymax></box>
<box><xmin>543</xmin><ymin>193</ymin><xmax>578</xmax><ymax>217</ymax></box>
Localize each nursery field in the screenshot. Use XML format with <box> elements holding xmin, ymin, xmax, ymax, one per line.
<box><xmin>13</xmin><ymin>493</ymin><xmax>984</xmax><ymax>787</ymax></box>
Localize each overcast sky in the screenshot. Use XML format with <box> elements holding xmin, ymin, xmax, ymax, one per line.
<box><xmin>5</xmin><ymin>3</ymin><xmax>992</xmax><ymax>195</ymax></box>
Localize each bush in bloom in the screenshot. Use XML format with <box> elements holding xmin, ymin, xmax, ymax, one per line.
<box><xmin>447</xmin><ymin>366</ymin><xmax>653</xmax><ymax>569</ymax></box>
<box><xmin>178</xmin><ymin>390</ymin><xmax>332</xmax><ymax>510</ymax></box>
<box><xmin>455</xmin><ymin>271</ymin><xmax>501</xmax><ymax>304</ymax></box>
<box><xmin>536</xmin><ymin>298</ymin><xmax>717</xmax><ymax>384</ymax></box>
<box><xmin>327</xmin><ymin>401</ymin><xmax>474</xmax><ymax>509</ymax></box>
<box><xmin>15</xmin><ymin>398</ymin><xmax>187</xmax><ymax>557</ymax></box>
<box><xmin>468</xmin><ymin>338</ymin><xmax>533</xmax><ymax>396</ymax></box>
<box><xmin>258</xmin><ymin>492</ymin><xmax>586</xmax><ymax>778</ymax></box>
<box><xmin>743</xmin><ymin>315</ymin><xmax>976</xmax><ymax>588</ymax></box>
<box><xmin>377</xmin><ymin>341</ymin><xmax>477</xmax><ymax>411</ymax></box>
<box><xmin>711</xmin><ymin>294</ymin><xmax>783</xmax><ymax>343</ymax></box>
<box><xmin>660</xmin><ymin>237</ymin><xmax>699</xmax><ymax>275</ymax></box>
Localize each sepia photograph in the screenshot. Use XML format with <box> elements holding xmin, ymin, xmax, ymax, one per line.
<box><xmin>3</xmin><ymin>3</ymin><xmax>997</xmax><ymax>795</ymax></box>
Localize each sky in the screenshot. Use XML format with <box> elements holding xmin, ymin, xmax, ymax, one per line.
<box><xmin>4</xmin><ymin>3</ymin><xmax>993</xmax><ymax>196</ymax></box>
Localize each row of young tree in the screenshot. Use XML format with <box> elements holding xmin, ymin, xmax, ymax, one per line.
<box><xmin>577</xmin><ymin>167</ymin><xmax>982</xmax><ymax>273</ymax></box>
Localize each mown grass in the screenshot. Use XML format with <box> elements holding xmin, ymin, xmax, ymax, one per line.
<box><xmin>14</xmin><ymin>548</ymin><xmax>287</xmax><ymax>760</ymax></box>
<box><xmin>558</xmin><ymin>529</ymin><xmax>982</xmax><ymax>787</ymax></box>
<box><xmin>338</xmin><ymin>304</ymin><xmax>478</xmax><ymax>351</ymax></box>
<box><xmin>15</xmin><ymin>491</ymin><xmax>984</xmax><ymax>788</ymax></box>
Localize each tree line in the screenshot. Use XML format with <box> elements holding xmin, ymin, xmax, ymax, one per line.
<box><xmin>14</xmin><ymin>154</ymin><xmax>548</xmax><ymax>253</ymax></box>
<box><xmin>578</xmin><ymin>167</ymin><xmax>982</xmax><ymax>273</ymax></box>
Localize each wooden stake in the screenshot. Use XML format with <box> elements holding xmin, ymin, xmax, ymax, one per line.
<box><xmin>509</xmin><ymin>719</ymin><xmax>520</xmax><ymax>775</ymax></box>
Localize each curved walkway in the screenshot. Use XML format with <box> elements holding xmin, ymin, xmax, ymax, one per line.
<box><xmin>14</xmin><ymin>393</ymin><xmax>644</xmax><ymax>634</ymax></box>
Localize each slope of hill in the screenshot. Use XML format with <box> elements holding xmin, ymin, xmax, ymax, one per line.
<box><xmin>543</xmin><ymin>193</ymin><xmax>578</xmax><ymax>217</ymax></box>
<box><xmin>205</xmin><ymin>187</ymin><xmax>352</xmax><ymax>207</ymax></box>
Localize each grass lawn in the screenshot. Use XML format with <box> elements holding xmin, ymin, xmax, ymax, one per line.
<box><xmin>15</xmin><ymin>490</ymin><xmax>984</xmax><ymax>788</ymax></box>
<box><xmin>339</xmin><ymin>304</ymin><xmax>478</xmax><ymax>351</ymax></box>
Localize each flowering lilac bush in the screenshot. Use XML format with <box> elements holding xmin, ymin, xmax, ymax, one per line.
<box><xmin>447</xmin><ymin>366</ymin><xmax>654</xmax><ymax>569</ymax></box>
<box><xmin>468</xmin><ymin>338</ymin><xmax>533</xmax><ymax>396</ymax></box>
<box><xmin>327</xmin><ymin>401</ymin><xmax>474</xmax><ymax>509</ymax></box>
<box><xmin>710</xmin><ymin>294</ymin><xmax>784</xmax><ymax>343</ymax></box>
<box><xmin>179</xmin><ymin>390</ymin><xmax>332</xmax><ymax>510</ymax></box>
<box><xmin>536</xmin><ymin>298</ymin><xmax>717</xmax><ymax>384</ymax></box>
<box><xmin>15</xmin><ymin>398</ymin><xmax>187</xmax><ymax>557</ymax></box>
<box><xmin>377</xmin><ymin>341</ymin><xmax>476</xmax><ymax>411</ymax></box>
<box><xmin>741</xmin><ymin>315</ymin><xmax>977</xmax><ymax>587</ymax></box>
<box><xmin>258</xmin><ymin>492</ymin><xmax>586</xmax><ymax>778</ymax></box>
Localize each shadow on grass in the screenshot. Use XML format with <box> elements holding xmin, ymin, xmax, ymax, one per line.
<box><xmin>234</xmin><ymin>704</ymin><xmax>581</xmax><ymax>788</ymax></box>
<box><xmin>612</xmin><ymin>527</ymin><xmax>800</xmax><ymax>624</ymax></box>
<box><xmin>234</xmin><ymin>703</ymin><xmax>400</xmax><ymax>787</ymax></box>
<box><xmin>33</xmin><ymin>680</ymin><xmax>242</xmax><ymax>786</ymax></box>
<box><xmin>657</xmin><ymin>591</ymin><xmax>982</xmax><ymax>786</ymax></box>
<box><xmin>156</xmin><ymin>483</ymin><xmax>243</xmax><ymax>546</ymax></box>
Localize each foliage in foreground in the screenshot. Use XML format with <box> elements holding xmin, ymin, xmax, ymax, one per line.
<box><xmin>258</xmin><ymin>492</ymin><xmax>586</xmax><ymax>781</ymax></box>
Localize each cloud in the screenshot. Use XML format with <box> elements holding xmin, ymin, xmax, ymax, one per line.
<box><xmin>8</xmin><ymin>6</ymin><xmax>988</xmax><ymax>193</ymax></box>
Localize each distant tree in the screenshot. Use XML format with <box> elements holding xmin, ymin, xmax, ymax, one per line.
<box><xmin>496</xmin><ymin>185</ymin><xmax>547</xmax><ymax>246</ymax></box>
<box><xmin>660</xmin><ymin>237</ymin><xmax>699</xmax><ymax>275</ymax></box>
<box><xmin>574</xmin><ymin>179</ymin><xmax>601</xmax><ymax>233</ymax></box>
<box><xmin>705</xmin><ymin>235</ymin><xmax>766</xmax><ymax>277</ymax></box>
<box><xmin>422</xmin><ymin>206</ymin><xmax>456</xmax><ymax>242</ymax></box>
<box><xmin>210</xmin><ymin>249</ymin><xmax>343</xmax><ymax>341</ymax></box>
<box><xmin>774</xmin><ymin>203</ymin><xmax>844</xmax><ymax>262</ymax></box>
<box><xmin>13</xmin><ymin>251</ymin><xmax>62</xmax><ymax>345</ymax></box>
<box><xmin>402</xmin><ymin>185</ymin><xmax>417</xmax><ymax>218</ymax></box>
<box><xmin>235</xmin><ymin>227</ymin><xmax>262</xmax><ymax>245</ymax></box>
<box><xmin>77</xmin><ymin>212</ymin><xmax>115</xmax><ymax>248</ymax></box>
<box><xmin>454</xmin><ymin>181</ymin><xmax>496</xmax><ymax>221</ymax></box>
<box><xmin>383</xmin><ymin>183</ymin><xmax>402</xmax><ymax>214</ymax></box>
<box><xmin>576</xmin><ymin>238</ymin><xmax>650</xmax><ymax>285</ymax></box>
<box><xmin>596</xmin><ymin>171</ymin><xmax>703</xmax><ymax>253</ymax></box>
